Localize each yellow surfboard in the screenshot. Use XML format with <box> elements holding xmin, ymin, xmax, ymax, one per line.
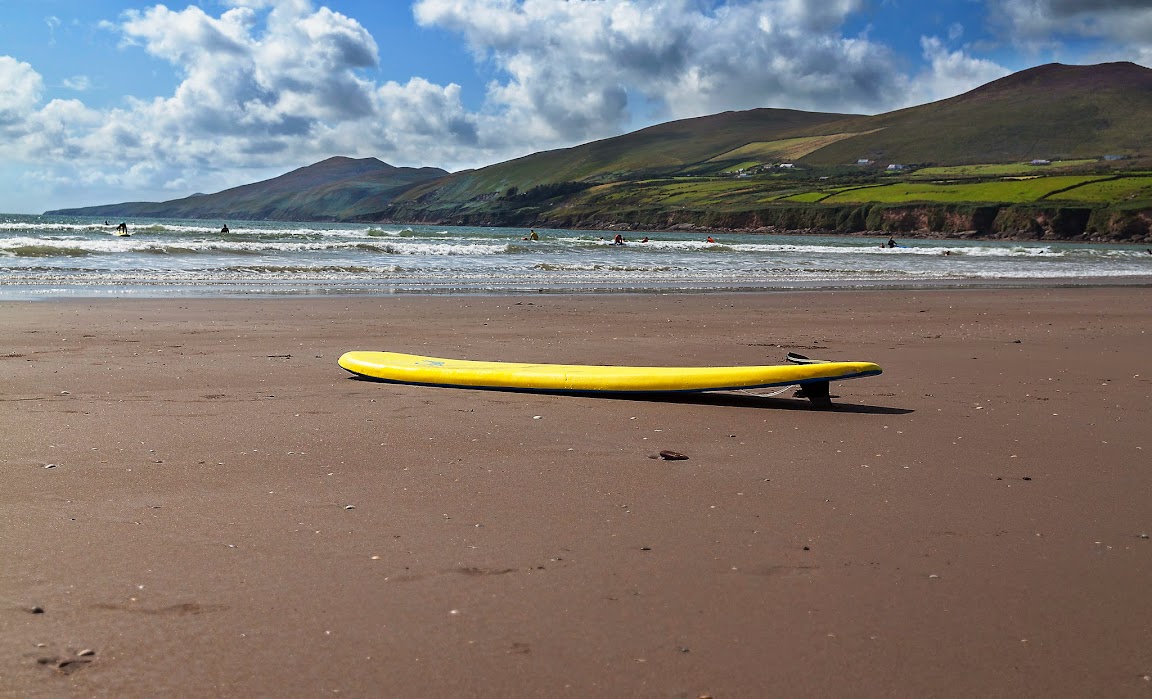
<box><xmin>338</xmin><ymin>351</ymin><xmax>881</xmax><ymax>407</ymax></box>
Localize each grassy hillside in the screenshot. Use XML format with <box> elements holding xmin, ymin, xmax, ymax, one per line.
<box><xmin>802</xmin><ymin>62</ymin><xmax>1152</xmax><ymax>165</ymax></box>
<box><xmin>709</xmin><ymin>131</ymin><xmax>878</xmax><ymax>170</ymax></box>
<box><xmin>392</xmin><ymin>109</ymin><xmax>860</xmax><ymax>211</ymax></box>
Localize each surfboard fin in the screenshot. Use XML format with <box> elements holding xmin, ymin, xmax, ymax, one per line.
<box><xmin>786</xmin><ymin>352</ymin><xmax>829</xmax><ymax>365</ymax></box>
<box><xmin>794</xmin><ymin>380</ymin><xmax>833</xmax><ymax>408</ymax></box>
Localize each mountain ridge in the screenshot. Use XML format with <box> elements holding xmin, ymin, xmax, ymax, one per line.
<box><xmin>47</xmin><ymin>156</ymin><xmax>448</xmax><ymax>221</ymax></box>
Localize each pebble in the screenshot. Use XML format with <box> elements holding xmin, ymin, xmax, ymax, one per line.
<box><xmin>77</xmin><ymin>649</ymin><xmax>95</xmax><ymax>657</ymax></box>
<box><xmin>658</xmin><ymin>450</ymin><xmax>688</xmax><ymax>461</ymax></box>
<box><xmin>344</xmin><ymin>505</ymin><xmax>355</xmax><ymax>510</ymax></box>
<box><xmin>43</xmin><ymin>464</ymin><xmax>58</xmax><ymax>469</ymax></box>
<box><xmin>29</xmin><ymin>606</ymin><xmax>44</xmax><ymax>614</ymax></box>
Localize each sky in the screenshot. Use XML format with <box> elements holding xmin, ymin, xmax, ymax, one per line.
<box><xmin>1</xmin><ymin>0</ymin><xmax>1151</xmax><ymax>214</ymax></box>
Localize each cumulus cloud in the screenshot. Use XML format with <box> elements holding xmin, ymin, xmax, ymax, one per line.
<box><xmin>905</xmin><ymin>36</ymin><xmax>1011</xmax><ymax>106</ymax></box>
<box><xmin>415</xmin><ymin>0</ymin><xmax>906</xmax><ymax>139</ymax></box>
<box><xmin>0</xmin><ymin>56</ymin><xmax>44</xmax><ymax>129</ymax></box>
<box><xmin>21</xmin><ymin>0</ymin><xmax>398</xmax><ymax>198</ymax></box>
<box><xmin>992</xmin><ymin>0</ymin><xmax>1152</xmax><ymax>61</ymax></box>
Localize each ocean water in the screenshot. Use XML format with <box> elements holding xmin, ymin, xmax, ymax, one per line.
<box><xmin>2</xmin><ymin>214</ymin><xmax>1151</xmax><ymax>299</ymax></box>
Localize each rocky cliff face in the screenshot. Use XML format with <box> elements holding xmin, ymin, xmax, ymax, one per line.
<box><xmin>392</xmin><ymin>202</ymin><xmax>1152</xmax><ymax>243</ymax></box>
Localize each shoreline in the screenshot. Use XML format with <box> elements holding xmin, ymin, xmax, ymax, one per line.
<box><xmin>4</xmin><ymin>288</ymin><xmax>1151</xmax><ymax>696</ymax></box>
<box><xmin>4</xmin><ymin>274</ymin><xmax>1152</xmax><ymax>302</ymax></box>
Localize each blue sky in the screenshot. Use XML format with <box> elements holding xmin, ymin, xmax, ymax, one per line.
<box><xmin>1</xmin><ymin>0</ymin><xmax>1149</xmax><ymax>214</ymax></box>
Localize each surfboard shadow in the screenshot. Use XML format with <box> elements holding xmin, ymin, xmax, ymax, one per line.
<box><xmin>345</xmin><ymin>375</ymin><xmax>911</xmax><ymax>414</ymax></box>
<box><xmin>603</xmin><ymin>391</ymin><xmax>913</xmax><ymax>414</ymax></box>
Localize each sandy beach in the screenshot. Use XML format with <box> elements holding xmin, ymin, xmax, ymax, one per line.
<box><xmin>2</xmin><ymin>288</ymin><xmax>1150</xmax><ymax>697</ymax></box>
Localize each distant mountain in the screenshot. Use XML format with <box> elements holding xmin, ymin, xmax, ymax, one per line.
<box><xmin>46</xmin><ymin>157</ymin><xmax>449</xmax><ymax>221</ymax></box>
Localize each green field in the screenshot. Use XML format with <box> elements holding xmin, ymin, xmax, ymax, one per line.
<box><xmin>718</xmin><ymin>161</ymin><xmax>764</xmax><ymax>174</ymax></box>
<box><xmin>910</xmin><ymin>160</ymin><xmax>1098</xmax><ymax>178</ymax></box>
<box><xmin>777</xmin><ymin>191</ymin><xmax>833</xmax><ymax>203</ymax></box>
<box><xmin>1045</xmin><ymin>175</ymin><xmax>1152</xmax><ymax>203</ymax></box>
<box><xmin>710</xmin><ymin>132</ymin><xmax>869</xmax><ymax>166</ymax></box>
<box><xmin>565</xmin><ymin>172</ymin><xmax>1148</xmax><ymax>210</ymax></box>
<box><xmin>821</xmin><ymin>176</ymin><xmax>1111</xmax><ymax>204</ymax></box>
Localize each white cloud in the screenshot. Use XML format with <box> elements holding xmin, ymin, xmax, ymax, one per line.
<box><xmin>62</xmin><ymin>75</ymin><xmax>92</xmax><ymax>91</ymax></box>
<box><xmin>905</xmin><ymin>36</ymin><xmax>1011</xmax><ymax>106</ymax></box>
<box><xmin>45</xmin><ymin>16</ymin><xmax>61</xmax><ymax>45</ymax></box>
<box><xmin>415</xmin><ymin>0</ymin><xmax>905</xmax><ymax>136</ymax></box>
<box><xmin>0</xmin><ymin>57</ymin><xmax>44</xmax><ymax>129</ymax></box>
<box><xmin>993</xmin><ymin>0</ymin><xmax>1152</xmax><ymax>62</ymax></box>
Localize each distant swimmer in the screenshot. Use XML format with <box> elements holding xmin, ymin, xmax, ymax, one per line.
<box><xmin>706</xmin><ymin>236</ymin><xmax>716</xmax><ymax>243</ymax></box>
<box><xmin>640</xmin><ymin>236</ymin><xmax>649</xmax><ymax>243</ymax></box>
<box><xmin>529</xmin><ymin>229</ymin><xmax>538</xmax><ymax>241</ymax></box>
<box><xmin>221</xmin><ymin>224</ymin><xmax>230</xmax><ymax>233</ymax></box>
<box><xmin>612</xmin><ymin>233</ymin><xmax>625</xmax><ymax>245</ymax></box>
<box><xmin>887</xmin><ymin>237</ymin><xmax>897</xmax><ymax>248</ymax></box>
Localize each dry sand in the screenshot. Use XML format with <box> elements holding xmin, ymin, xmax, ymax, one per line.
<box><xmin>2</xmin><ymin>288</ymin><xmax>1150</xmax><ymax>697</ymax></box>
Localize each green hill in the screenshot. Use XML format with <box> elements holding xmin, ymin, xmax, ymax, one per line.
<box><xmin>375</xmin><ymin>62</ymin><xmax>1152</xmax><ymax>225</ymax></box>
<box><xmin>391</xmin><ymin>108</ymin><xmax>860</xmax><ymax>210</ymax></box>
<box><xmin>802</xmin><ymin>62</ymin><xmax>1152</xmax><ymax>165</ymax></box>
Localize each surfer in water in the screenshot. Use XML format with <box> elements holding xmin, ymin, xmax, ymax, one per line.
<box><xmin>887</xmin><ymin>237</ymin><xmax>897</xmax><ymax>248</ymax></box>
<box><xmin>221</xmin><ymin>224</ymin><xmax>230</xmax><ymax>233</ymax></box>
<box><xmin>611</xmin><ymin>233</ymin><xmax>625</xmax><ymax>245</ymax></box>
<box><xmin>116</xmin><ymin>222</ymin><xmax>128</xmax><ymax>235</ymax></box>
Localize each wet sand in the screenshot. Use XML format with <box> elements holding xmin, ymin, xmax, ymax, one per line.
<box><xmin>2</xmin><ymin>289</ymin><xmax>1150</xmax><ymax>697</ymax></box>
